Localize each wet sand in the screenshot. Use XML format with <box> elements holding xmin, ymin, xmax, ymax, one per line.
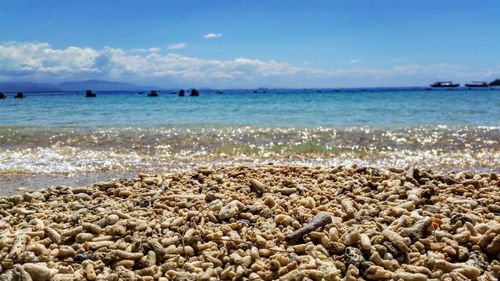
<box><xmin>0</xmin><ymin>165</ymin><xmax>498</xmax><ymax>280</ymax></box>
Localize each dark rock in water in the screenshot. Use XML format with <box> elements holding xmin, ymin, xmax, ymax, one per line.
<box><xmin>85</xmin><ymin>90</ymin><xmax>96</xmax><ymax>97</ymax></box>
<box><xmin>0</xmin><ymin>92</ymin><xmax>6</xmax><ymax>99</ymax></box>
<box><xmin>253</xmin><ymin>90</ymin><xmax>258</xmax><ymax>93</ymax></box>
<box><xmin>179</xmin><ymin>89</ymin><xmax>185</xmax><ymax>96</ymax></box>
<box><xmin>148</xmin><ymin>90</ymin><xmax>158</xmax><ymax>97</ymax></box>
<box><xmin>190</xmin><ymin>89</ymin><xmax>199</xmax><ymax>96</ymax></box>
<box><xmin>217</xmin><ymin>90</ymin><xmax>223</xmax><ymax>94</ymax></box>
<box><xmin>15</xmin><ymin>92</ymin><xmax>24</xmax><ymax>99</ymax></box>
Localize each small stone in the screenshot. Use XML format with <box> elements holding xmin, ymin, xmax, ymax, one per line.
<box><xmin>106</xmin><ymin>214</ymin><xmax>120</xmax><ymax>225</ymax></box>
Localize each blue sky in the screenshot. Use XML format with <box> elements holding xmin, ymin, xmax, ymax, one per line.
<box><xmin>1</xmin><ymin>0</ymin><xmax>499</xmax><ymax>88</ymax></box>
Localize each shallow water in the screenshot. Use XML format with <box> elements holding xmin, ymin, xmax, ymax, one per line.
<box><xmin>1</xmin><ymin>88</ymin><xmax>499</xmax><ymax>193</ymax></box>
<box><xmin>1</xmin><ymin>88</ymin><xmax>499</xmax><ymax>127</ymax></box>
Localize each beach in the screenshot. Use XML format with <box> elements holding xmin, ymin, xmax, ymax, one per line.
<box><xmin>1</xmin><ymin>89</ymin><xmax>499</xmax><ymax>194</ymax></box>
<box><xmin>0</xmin><ymin>89</ymin><xmax>499</xmax><ymax>280</ymax></box>
<box><xmin>0</xmin><ymin>165</ymin><xmax>498</xmax><ymax>280</ymax></box>
<box><xmin>2</xmin><ymin>0</ymin><xmax>500</xmax><ymax>279</ymax></box>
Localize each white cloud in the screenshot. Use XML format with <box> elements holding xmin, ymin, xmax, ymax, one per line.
<box><xmin>392</xmin><ymin>63</ymin><xmax>463</xmax><ymax>75</ymax></box>
<box><xmin>0</xmin><ymin>42</ymin><xmax>98</xmax><ymax>76</ymax></box>
<box><xmin>1</xmin><ymin>41</ymin><xmax>499</xmax><ymax>87</ymax></box>
<box><xmin>203</xmin><ymin>33</ymin><xmax>223</xmax><ymax>39</ymax></box>
<box><xmin>0</xmin><ymin>41</ymin><xmax>318</xmax><ymax>86</ymax></box>
<box><xmin>167</xmin><ymin>42</ymin><xmax>187</xmax><ymax>50</ymax></box>
<box><xmin>350</xmin><ymin>59</ymin><xmax>359</xmax><ymax>64</ymax></box>
<box><xmin>130</xmin><ymin>48</ymin><xmax>148</xmax><ymax>53</ymax></box>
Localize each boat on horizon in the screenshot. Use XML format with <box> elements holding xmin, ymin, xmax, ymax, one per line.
<box><xmin>490</xmin><ymin>79</ymin><xmax>500</xmax><ymax>86</ymax></box>
<box><xmin>465</xmin><ymin>81</ymin><xmax>489</xmax><ymax>88</ymax></box>
<box><xmin>430</xmin><ymin>81</ymin><xmax>460</xmax><ymax>88</ymax></box>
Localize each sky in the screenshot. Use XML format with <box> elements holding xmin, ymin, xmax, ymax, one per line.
<box><xmin>0</xmin><ymin>0</ymin><xmax>499</xmax><ymax>88</ymax></box>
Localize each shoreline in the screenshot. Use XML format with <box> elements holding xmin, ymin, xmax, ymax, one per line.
<box><xmin>0</xmin><ymin>165</ymin><xmax>498</xmax><ymax>280</ymax></box>
<box><xmin>1</xmin><ymin>125</ymin><xmax>498</xmax><ymax>194</ymax></box>
<box><xmin>1</xmin><ymin>162</ymin><xmax>499</xmax><ymax>196</ymax></box>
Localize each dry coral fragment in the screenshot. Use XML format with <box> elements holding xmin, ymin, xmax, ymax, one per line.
<box><xmin>400</xmin><ymin>264</ymin><xmax>432</xmax><ymax>276</ymax></box>
<box><xmin>359</xmin><ymin>233</ymin><xmax>372</xmax><ymax>250</ymax></box>
<box><xmin>26</xmin><ymin>243</ymin><xmax>49</xmax><ymax>256</ymax></box>
<box><xmin>147</xmin><ymin>239</ymin><xmax>167</xmax><ymax>257</ymax></box>
<box><xmin>43</xmin><ymin>227</ymin><xmax>62</xmax><ymax>245</ymax></box>
<box><xmin>75</xmin><ymin>232</ymin><xmax>94</xmax><ymax>243</ymax></box>
<box><xmin>249</xmin><ymin>179</ymin><xmax>267</xmax><ymax>195</ymax></box>
<box><xmin>55</xmin><ymin>245</ymin><xmax>76</xmax><ymax>258</ymax></box>
<box><xmin>344</xmin><ymin>264</ymin><xmax>360</xmax><ymax>281</ymax></box>
<box><xmin>84</xmin><ymin>241</ymin><xmax>114</xmax><ymax>251</ymax></box>
<box><xmin>0</xmin><ymin>166</ymin><xmax>498</xmax><ymax>280</ymax></box>
<box><xmin>22</xmin><ymin>263</ymin><xmax>57</xmax><ymax>281</ymax></box>
<box><xmin>278</xmin><ymin>187</ymin><xmax>297</xmax><ymax>195</ymax></box>
<box><xmin>217</xmin><ymin>200</ymin><xmax>245</xmax><ymax>220</ymax></box>
<box><xmin>369</xmin><ymin>251</ymin><xmax>399</xmax><ymax>271</ymax></box>
<box><xmin>112</xmin><ymin>250</ymin><xmax>144</xmax><ymax>261</ymax></box>
<box><xmin>344</xmin><ymin>230</ymin><xmax>361</xmax><ymax>246</ymax></box>
<box><xmin>7</xmin><ymin>233</ymin><xmax>27</xmax><ymax>260</ymax></box>
<box><xmin>84</xmin><ymin>263</ymin><xmax>97</xmax><ymax>281</ymax></box>
<box><xmin>392</xmin><ymin>271</ymin><xmax>428</xmax><ymax>281</ymax></box>
<box><xmin>441</xmin><ymin>271</ymin><xmax>470</xmax><ymax>281</ymax></box>
<box><xmin>433</xmin><ymin>259</ymin><xmax>481</xmax><ymax>279</ymax></box>
<box><xmin>61</xmin><ymin>226</ymin><xmax>83</xmax><ymax>237</ymax></box>
<box><xmin>341</xmin><ymin>200</ymin><xmax>356</xmax><ymax>219</ymax></box>
<box><xmin>12</xmin><ymin>264</ymin><xmax>32</xmax><ymax>281</ymax></box>
<box><xmin>82</xmin><ymin>223</ymin><xmax>102</xmax><ymax>234</ymax></box>
<box><xmin>382</xmin><ymin>228</ymin><xmax>409</xmax><ymax>254</ymax></box>
<box><xmin>364</xmin><ymin>265</ymin><xmax>392</xmax><ymax>279</ymax></box>
<box><xmin>286</xmin><ymin>213</ymin><xmax>332</xmax><ymax>244</ymax></box>
<box><xmin>398</xmin><ymin>217</ymin><xmax>432</xmax><ymax>242</ymax></box>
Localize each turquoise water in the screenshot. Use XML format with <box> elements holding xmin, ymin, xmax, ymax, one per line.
<box><xmin>1</xmin><ymin>88</ymin><xmax>499</xmax><ymax>128</ymax></box>
<box><xmin>0</xmin><ymin>88</ymin><xmax>499</xmax><ymax>193</ymax></box>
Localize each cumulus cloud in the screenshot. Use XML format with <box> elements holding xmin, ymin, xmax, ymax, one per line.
<box><xmin>1</xmin><ymin>41</ymin><xmax>498</xmax><ymax>87</ymax></box>
<box><xmin>203</xmin><ymin>33</ymin><xmax>223</xmax><ymax>39</ymax></box>
<box><xmin>0</xmin><ymin>41</ymin><xmax>319</xmax><ymax>86</ymax></box>
<box><xmin>167</xmin><ymin>42</ymin><xmax>187</xmax><ymax>50</ymax></box>
<box><xmin>0</xmin><ymin>42</ymin><xmax>98</xmax><ymax>77</ymax></box>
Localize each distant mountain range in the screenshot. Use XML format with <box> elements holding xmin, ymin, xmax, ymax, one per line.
<box><xmin>0</xmin><ymin>80</ymin><xmax>160</xmax><ymax>92</ymax></box>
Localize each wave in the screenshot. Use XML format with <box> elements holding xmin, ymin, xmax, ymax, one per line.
<box><xmin>0</xmin><ymin>125</ymin><xmax>498</xmax><ymax>175</ymax></box>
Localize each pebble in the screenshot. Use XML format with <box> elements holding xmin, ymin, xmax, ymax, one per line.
<box><xmin>0</xmin><ymin>166</ymin><xmax>497</xmax><ymax>280</ymax></box>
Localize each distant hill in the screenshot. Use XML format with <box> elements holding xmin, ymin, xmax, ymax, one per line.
<box><xmin>57</xmin><ymin>80</ymin><xmax>154</xmax><ymax>91</ymax></box>
<box><xmin>0</xmin><ymin>80</ymin><xmax>159</xmax><ymax>92</ymax></box>
<box><xmin>0</xmin><ymin>82</ymin><xmax>60</xmax><ymax>92</ymax></box>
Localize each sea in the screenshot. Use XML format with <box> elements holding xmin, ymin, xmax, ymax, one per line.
<box><xmin>1</xmin><ymin>88</ymin><xmax>499</xmax><ymax>194</ymax></box>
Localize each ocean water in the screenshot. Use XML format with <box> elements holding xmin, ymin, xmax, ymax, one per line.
<box><xmin>1</xmin><ymin>88</ymin><xmax>499</xmax><ymax>193</ymax></box>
